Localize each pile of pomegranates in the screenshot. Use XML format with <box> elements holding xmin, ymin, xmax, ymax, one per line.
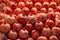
<box><xmin>0</xmin><ymin>0</ymin><xmax>60</xmax><ymax>40</ymax></box>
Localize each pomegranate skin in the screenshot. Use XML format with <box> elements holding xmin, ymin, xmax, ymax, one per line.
<box><xmin>7</xmin><ymin>30</ymin><xmax>17</xmax><ymax>40</ymax></box>
<box><xmin>31</xmin><ymin>30</ymin><xmax>39</xmax><ymax>39</ymax></box>
<box><xmin>49</xmin><ymin>36</ymin><xmax>58</xmax><ymax>40</ymax></box>
<box><xmin>41</xmin><ymin>28</ymin><xmax>51</xmax><ymax>37</ymax></box>
<box><xmin>45</xmin><ymin>19</ymin><xmax>54</xmax><ymax>28</ymax></box>
<box><xmin>35</xmin><ymin>21</ymin><xmax>44</xmax><ymax>30</ymax></box>
<box><xmin>37</xmin><ymin>36</ymin><xmax>48</xmax><ymax>40</ymax></box>
<box><xmin>25</xmin><ymin>23</ymin><xmax>33</xmax><ymax>31</ymax></box>
<box><xmin>52</xmin><ymin>27</ymin><xmax>60</xmax><ymax>36</ymax></box>
<box><xmin>12</xmin><ymin>23</ymin><xmax>22</xmax><ymax>32</ymax></box>
<box><xmin>0</xmin><ymin>23</ymin><xmax>11</xmax><ymax>33</ymax></box>
<box><xmin>19</xmin><ymin>29</ymin><xmax>29</xmax><ymax>39</ymax></box>
<box><xmin>36</xmin><ymin>13</ymin><xmax>47</xmax><ymax>22</ymax></box>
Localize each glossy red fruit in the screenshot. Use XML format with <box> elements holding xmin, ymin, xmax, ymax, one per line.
<box><xmin>41</xmin><ymin>8</ymin><xmax>47</xmax><ymax>13</ymax></box>
<box><xmin>15</xmin><ymin>0</ymin><xmax>20</xmax><ymax>2</ymax></box>
<box><xmin>43</xmin><ymin>2</ymin><xmax>49</xmax><ymax>9</ymax></box>
<box><xmin>47</xmin><ymin>12</ymin><xmax>56</xmax><ymax>21</ymax></box>
<box><xmin>22</xmin><ymin>7</ymin><xmax>30</xmax><ymax>15</ymax></box>
<box><xmin>13</xmin><ymin>23</ymin><xmax>22</xmax><ymax>31</ymax></box>
<box><xmin>14</xmin><ymin>8</ymin><xmax>22</xmax><ymax>15</ymax></box>
<box><xmin>36</xmin><ymin>13</ymin><xmax>47</xmax><ymax>22</ymax></box>
<box><xmin>18</xmin><ymin>2</ymin><xmax>25</xmax><ymax>9</ymax></box>
<box><xmin>7</xmin><ymin>39</ymin><xmax>11</xmax><ymax>40</ymax></box>
<box><xmin>25</xmin><ymin>1</ymin><xmax>33</xmax><ymax>9</ymax></box>
<box><xmin>52</xmin><ymin>27</ymin><xmax>60</xmax><ymax>36</ymax></box>
<box><xmin>7</xmin><ymin>30</ymin><xmax>17</xmax><ymax>40</ymax></box>
<box><xmin>27</xmin><ymin>14</ymin><xmax>36</xmax><ymax>24</ymax></box>
<box><xmin>16</xmin><ymin>39</ymin><xmax>21</xmax><ymax>40</ymax></box>
<box><xmin>8</xmin><ymin>1</ymin><xmax>17</xmax><ymax>11</ymax></box>
<box><xmin>0</xmin><ymin>23</ymin><xmax>11</xmax><ymax>33</ymax></box>
<box><xmin>19</xmin><ymin>0</ymin><xmax>27</xmax><ymax>3</ymax></box>
<box><xmin>0</xmin><ymin>33</ymin><xmax>7</xmax><ymax>40</ymax></box>
<box><xmin>38</xmin><ymin>0</ymin><xmax>44</xmax><ymax>3</ymax></box>
<box><xmin>0</xmin><ymin>3</ymin><xmax>6</xmax><ymax>12</ymax></box>
<box><xmin>19</xmin><ymin>29</ymin><xmax>29</xmax><ymax>38</ymax></box>
<box><xmin>45</xmin><ymin>19</ymin><xmax>54</xmax><ymax>28</ymax></box>
<box><xmin>55</xmin><ymin>12</ymin><xmax>60</xmax><ymax>18</ymax></box>
<box><xmin>48</xmin><ymin>8</ymin><xmax>54</xmax><ymax>12</ymax></box>
<box><xmin>34</xmin><ymin>2</ymin><xmax>42</xmax><ymax>10</ymax></box>
<box><xmin>3</xmin><ymin>0</ymin><xmax>10</xmax><ymax>3</ymax></box>
<box><xmin>0</xmin><ymin>13</ymin><xmax>8</xmax><ymax>20</ymax></box>
<box><xmin>5</xmin><ymin>15</ymin><xmax>17</xmax><ymax>25</ymax></box>
<box><xmin>49</xmin><ymin>36</ymin><xmax>58</xmax><ymax>40</ymax></box>
<box><xmin>26</xmin><ymin>38</ymin><xmax>34</xmax><ymax>40</ymax></box>
<box><xmin>49</xmin><ymin>2</ymin><xmax>57</xmax><ymax>9</ymax></box>
<box><xmin>31</xmin><ymin>30</ymin><xmax>39</xmax><ymax>39</ymax></box>
<box><xmin>37</xmin><ymin>36</ymin><xmax>48</xmax><ymax>40</ymax></box>
<box><xmin>17</xmin><ymin>14</ymin><xmax>27</xmax><ymax>24</ymax></box>
<box><xmin>31</xmin><ymin>7</ymin><xmax>38</xmax><ymax>15</ymax></box>
<box><xmin>31</xmin><ymin>0</ymin><xmax>38</xmax><ymax>4</ymax></box>
<box><xmin>55</xmin><ymin>6</ymin><xmax>60</xmax><ymax>12</ymax></box>
<box><xmin>25</xmin><ymin>23</ymin><xmax>33</xmax><ymax>31</ymax></box>
<box><xmin>3</xmin><ymin>6</ymin><xmax>12</xmax><ymax>14</ymax></box>
<box><xmin>41</xmin><ymin>28</ymin><xmax>51</xmax><ymax>37</ymax></box>
<box><xmin>55</xmin><ymin>20</ymin><xmax>60</xmax><ymax>27</ymax></box>
<box><xmin>52</xmin><ymin>0</ymin><xmax>60</xmax><ymax>4</ymax></box>
<box><xmin>35</xmin><ymin>21</ymin><xmax>44</xmax><ymax>30</ymax></box>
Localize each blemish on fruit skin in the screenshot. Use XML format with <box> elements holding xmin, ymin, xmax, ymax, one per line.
<box><xmin>0</xmin><ymin>0</ymin><xmax>60</xmax><ymax>40</ymax></box>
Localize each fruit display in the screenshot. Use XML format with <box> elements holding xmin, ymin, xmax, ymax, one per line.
<box><xmin>0</xmin><ymin>0</ymin><xmax>60</xmax><ymax>40</ymax></box>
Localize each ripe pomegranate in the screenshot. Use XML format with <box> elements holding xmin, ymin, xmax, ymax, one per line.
<box><xmin>55</xmin><ymin>6</ymin><xmax>60</xmax><ymax>12</ymax></box>
<box><xmin>25</xmin><ymin>1</ymin><xmax>33</xmax><ymax>9</ymax></box>
<box><xmin>52</xmin><ymin>27</ymin><xmax>60</xmax><ymax>36</ymax></box>
<box><xmin>25</xmin><ymin>23</ymin><xmax>33</xmax><ymax>31</ymax></box>
<box><xmin>12</xmin><ymin>23</ymin><xmax>22</xmax><ymax>31</ymax></box>
<box><xmin>31</xmin><ymin>0</ymin><xmax>38</xmax><ymax>4</ymax></box>
<box><xmin>49</xmin><ymin>36</ymin><xmax>58</xmax><ymax>40</ymax></box>
<box><xmin>49</xmin><ymin>2</ymin><xmax>57</xmax><ymax>9</ymax></box>
<box><xmin>17</xmin><ymin>14</ymin><xmax>27</xmax><ymax>24</ymax></box>
<box><xmin>45</xmin><ymin>19</ymin><xmax>54</xmax><ymax>28</ymax></box>
<box><xmin>16</xmin><ymin>39</ymin><xmax>21</xmax><ymax>40</ymax></box>
<box><xmin>55</xmin><ymin>20</ymin><xmax>60</xmax><ymax>27</ymax></box>
<box><xmin>3</xmin><ymin>0</ymin><xmax>10</xmax><ymax>3</ymax></box>
<box><xmin>14</xmin><ymin>8</ymin><xmax>22</xmax><ymax>15</ymax></box>
<box><xmin>38</xmin><ymin>0</ymin><xmax>44</xmax><ymax>3</ymax></box>
<box><xmin>19</xmin><ymin>29</ymin><xmax>29</xmax><ymax>38</ymax></box>
<box><xmin>34</xmin><ymin>2</ymin><xmax>42</xmax><ymax>10</ymax></box>
<box><xmin>0</xmin><ymin>33</ymin><xmax>7</xmax><ymax>40</ymax></box>
<box><xmin>3</xmin><ymin>6</ymin><xmax>12</xmax><ymax>14</ymax></box>
<box><xmin>25</xmin><ymin>38</ymin><xmax>34</xmax><ymax>40</ymax></box>
<box><xmin>22</xmin><ymin>7</ymin><xmax>30</xmax><ymax>15</ymax></box>
<box><xmin>36</xmin><ymin>13</ymin><xmax>47</xmax><ymax>22</ymax></box>
<box><xmin>18</xmin><ymin>2</ymin><xmax>25</xmax><ymax>9</ymax></box>
<box><xmin>0</xmin><ymin>23</ymin><xmax>11</xmax><ymax>33</ymax></box>
<box><xmin>31</xmin><ymin>30</ymin><xmax>39</xmax><ymax>39</ymax></box>
<box><xmin>41</xmin><ymin>8</ymin><xmax>47</xmax><ymax>13</ymax></box>
<box><xmin>37</xmin><ymin>36</ymin><xmax>48</xmax><ymax>40</ymax></box>
<box><xmin>5</xmin><ymin>15</ymin><xmax>17</xmax><ymax>25</ymax></box>
<box><xmin>27</xmin><ymin>14</ymin><xmax>36</xmax><ymax>24</ymax></box>
<box><xmin>9</xmin><ymin>1</ymin><xmax>17</xmax><ymax>11</ymax></box>
<box><xmin>47</xmin><ymin>12</ymin><xmax>56</xmax><ymax>21</ymax></box>
<box><xmin>35</xmin><ymin>21</ymin><xmax>44</xmax><ymax>30</ymax></box>
<box><xmin>7</xmin><ymin>30</ymin><xmax>17</xmax><ymax>40</ymax></box>
<box><xmin>52</xmin><ymin>0</ymin><xmax>60</xmax><ymax>4</ymax></box>
<box><xmin>0</xmin><ymin>3</ymin><xmax>6</xmax><ymax>12</ymax></box>
<box><xmin>0</xmin><ymin>13</ymin><xmax>8</xmax><ymax>20</ymax></box>
<box><xmin>48</xmin><ymin>8</ymin><xmax>54</xmax><ymax>12</ymax></box>
<box><xmin>43</xmin><ymin>2</ymin><xmax>49</xmax><ymax>9</ymax></box>
<box><xmin>41</xmin><ymin>28</ymin><xmax>51</xmax><ymax>37</ymax></box>
<box><xmin>31</xmin><ymin>7</ymin><xmax>38</xmax><ymax>15</ymax></box>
